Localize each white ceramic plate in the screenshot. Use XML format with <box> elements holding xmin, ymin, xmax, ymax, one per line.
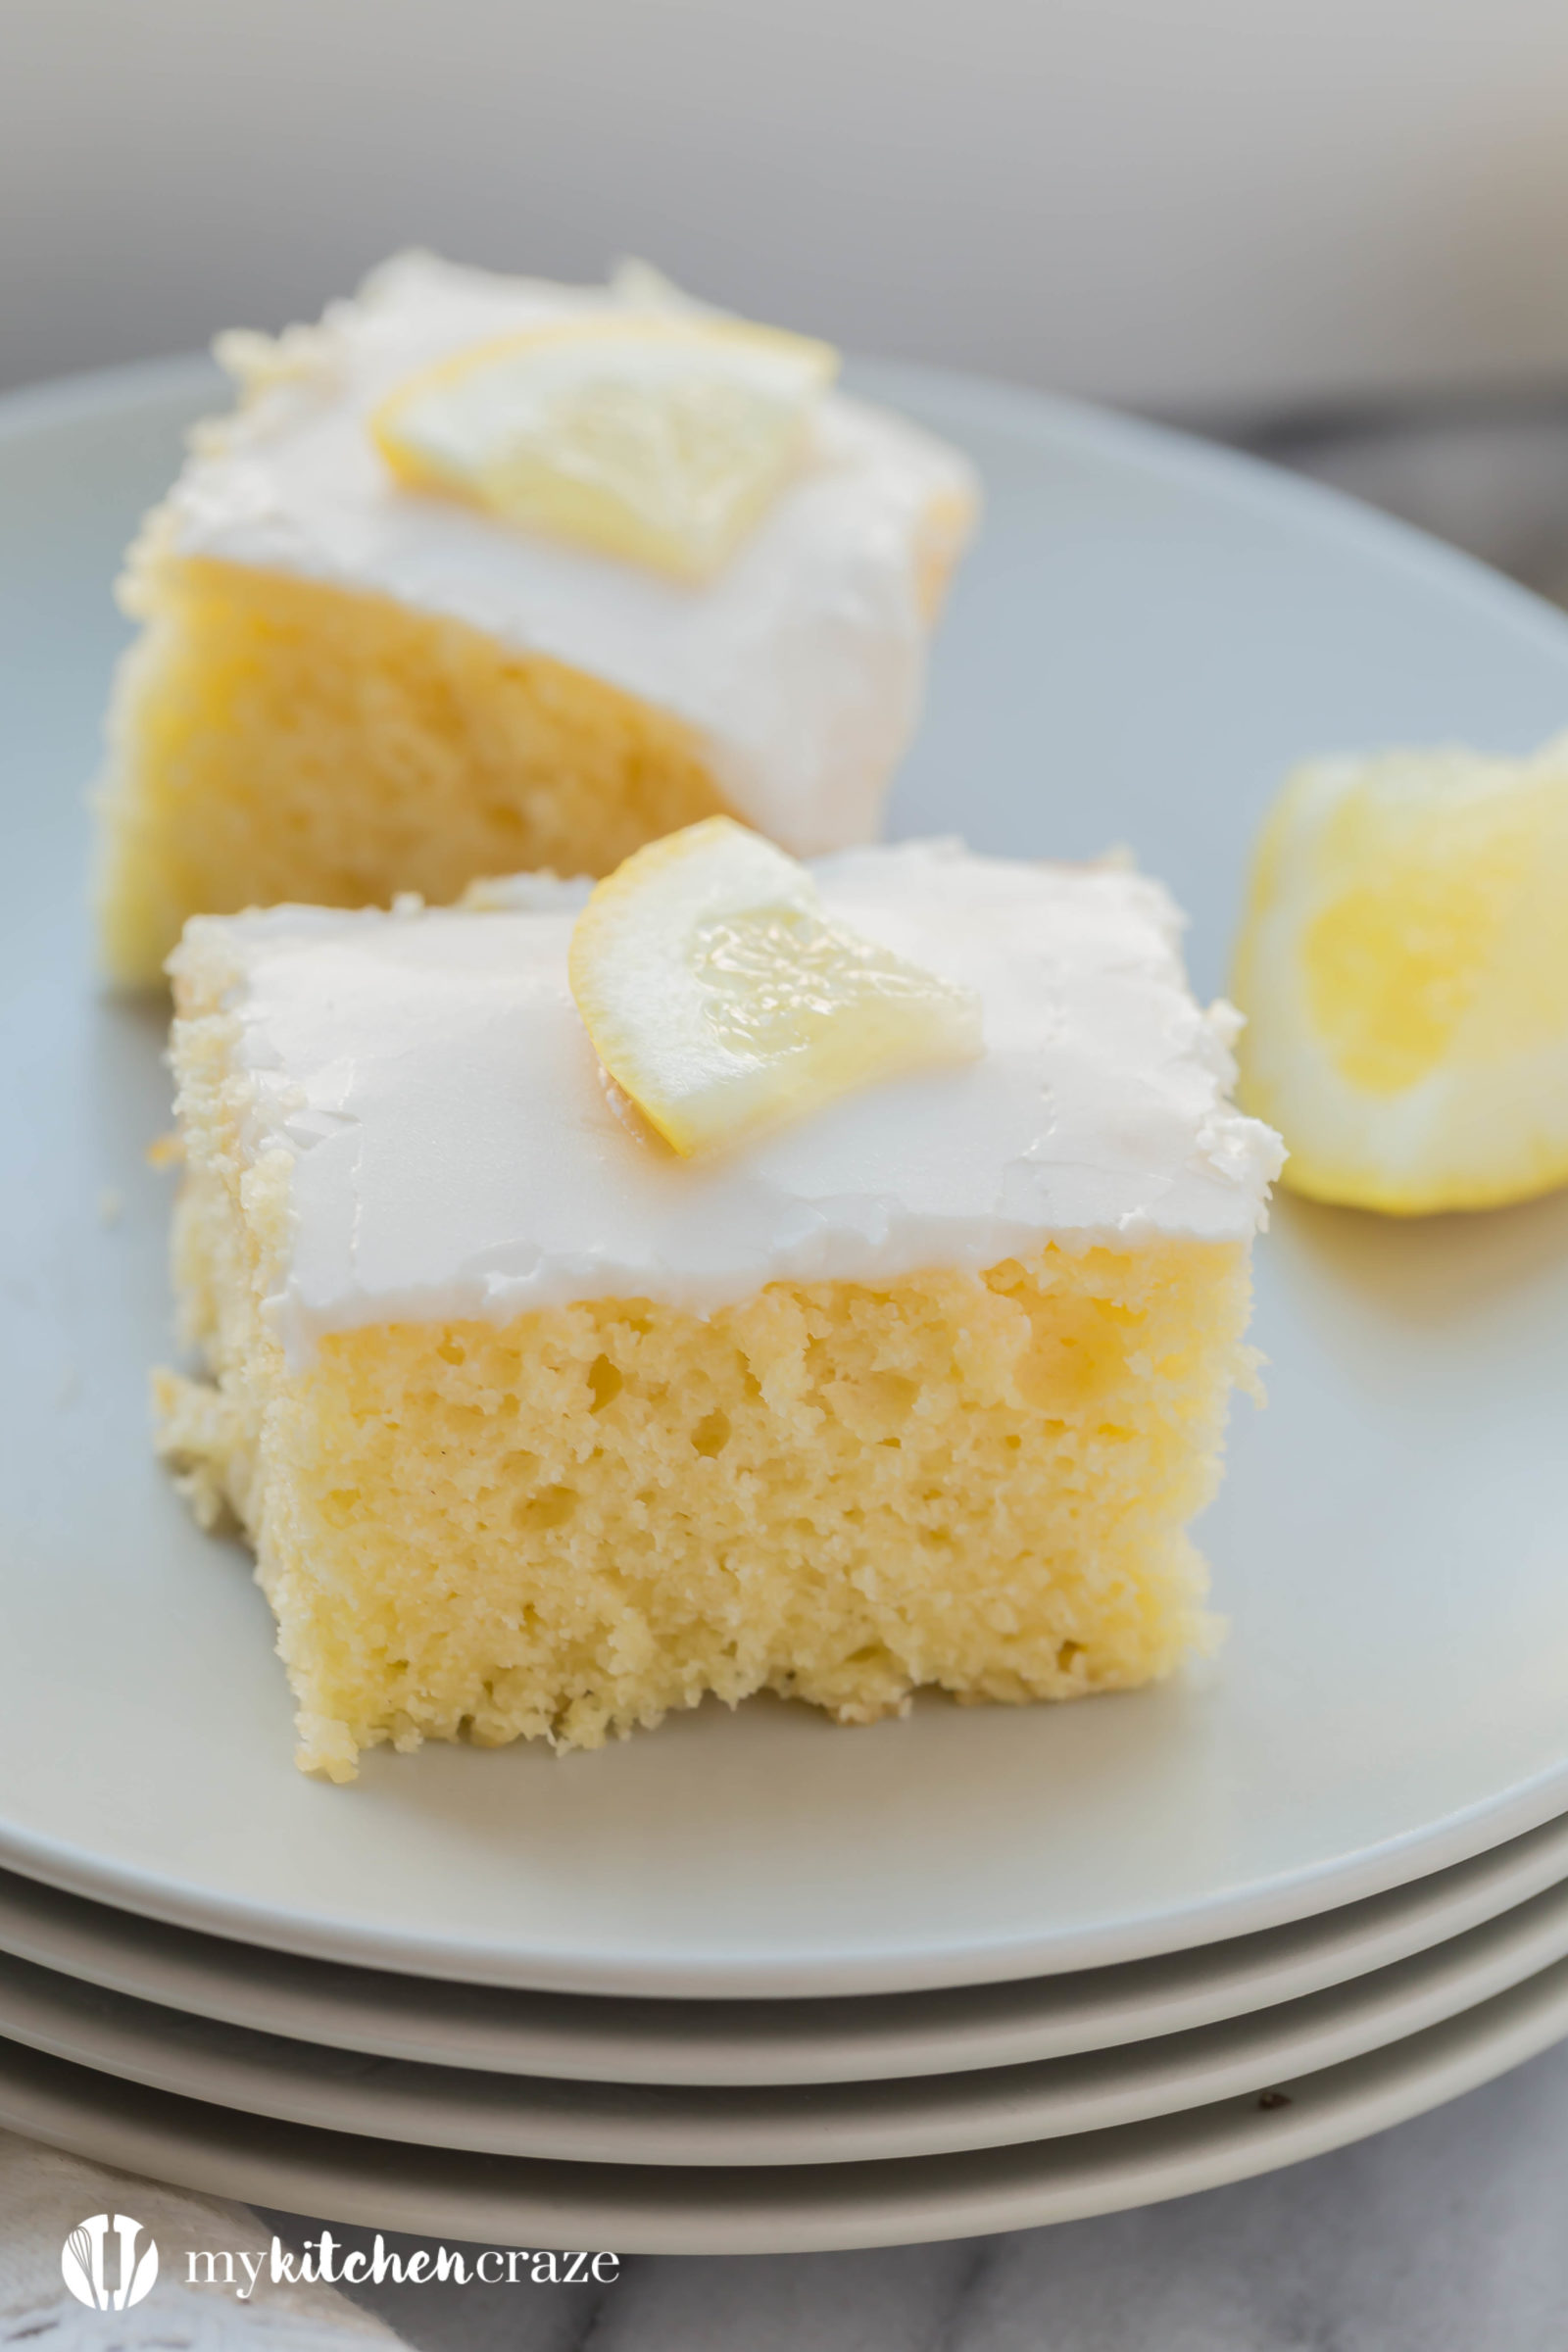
<box><xmin>5</xmin><ymin>1963</ymin><xmax>1568</xmax><ymax>2253</ymax></box>
<box><xmin>6</xmin><ymin>359</ymin><xmax>1568</xmax><ymax>1999</ymax></box>
<box><xmin>6</xmin><ymin>1874</ymin><xmax>1568</xmax><ymax>2167</ymax></box>
<box><xmin>4</xmin><ymin>1810</ymin><xmax>1568</xmax><ymax>2087</ymax></box>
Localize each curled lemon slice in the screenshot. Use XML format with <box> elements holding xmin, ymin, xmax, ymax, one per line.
<box><xmin>1231</xmin><ymin>737</ymin><xmax>1568</xmax><ymax>1213</ymax></box>
<box><xmin>371</xmin><ymin>314</ymin><xmax>837</xmax><ymax>581</ymax></box>
<box><xmin>568</xmin><ymin>818</ymin><xmax>984</xmax><ymax>1156</ymax></box>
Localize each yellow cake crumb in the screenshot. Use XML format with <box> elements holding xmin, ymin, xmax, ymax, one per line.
<box><xmin>95</xmin><ymin>544</ymin><xmax>731</xmax><ymax>987</ymax></box>
<box><xmin>159</xmin><ymin>922</ymin><xmax>1253</xmax><ymax>1780</ymax></box>
<box><xmin>90</xmin><ymin>255</ymin><xmax>975</xmax><ymax>989</ymax></box>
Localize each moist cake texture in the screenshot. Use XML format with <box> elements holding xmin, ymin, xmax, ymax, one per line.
<box><xmin>156</xmin><ymin>843</ymin><xmax>1283</xmax><ymax>1780</ymax></box>
<box><xmin>94</xmin><ymin>254</ymin><xmax>977</xmax><ymax>985</ymax></box>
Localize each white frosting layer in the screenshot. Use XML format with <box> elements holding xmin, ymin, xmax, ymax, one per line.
<box><xmin>161</xmin><ymin>254</ymin><xmax>979</xmax><ymax>857</ymax></box>
<box><xmin>184</xmin><ymin>845</ymin><xmax>1284</xmax><ymax>1367</ymax></box>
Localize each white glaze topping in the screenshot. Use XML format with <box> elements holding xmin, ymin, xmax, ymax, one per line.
<box><xmin>181</xmin><ymin>844</ymin><xmax>1284</xmax><ymax>1367</ymax></box>
<box><xmin>160</xmin><ymin>253</ymin><xmax>979</xmax><ymax>856</ymax></box>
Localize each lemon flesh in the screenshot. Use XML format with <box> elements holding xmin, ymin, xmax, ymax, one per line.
<box><xmin>372</xmin><ymin>316</ymin><xmax>838</xmax><ymax>582</ymax></box>
<box><xmin>568</xmin><ymin>818</ymin><xmax>985</xmax><ymax>1156</ymax></box>
<box><xmin>1232</xmin><ymin>738</ymin><xmax>1568</xmax><ymax>1213</ymax></box>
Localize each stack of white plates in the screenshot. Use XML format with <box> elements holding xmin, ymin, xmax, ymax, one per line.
<box><xmin>6</xmin><ymin>1813</ymin><xmax>1568</xmax><ymax>2252</ymax></box>
<box><xmin>5</xmin><ymin>351</ymin><xmax>1568</xmax><ymax>2255</ymax></box>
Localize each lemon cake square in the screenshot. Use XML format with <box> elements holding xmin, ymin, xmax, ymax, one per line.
<box><xmin>93</xmin><ymin>253</ymin><xmax>978</xmax><ymax>985</ymax></box>
<box><xmin>156</xmin><ymin>840</ymin><xmax>1281</xmax><ymax>1782</ymax></box>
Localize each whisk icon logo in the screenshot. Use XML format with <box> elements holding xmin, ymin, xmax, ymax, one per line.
<box><xmin>61</xmin><ymin>2215</ymin><xmax>159</xmax><ymax>2312</ymax></box>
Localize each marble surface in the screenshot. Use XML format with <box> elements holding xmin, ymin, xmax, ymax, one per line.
<box><xmin>258</xmin><ymin>2035</ymin><xmax>1568</xmax><ymax>2349</ymax></box>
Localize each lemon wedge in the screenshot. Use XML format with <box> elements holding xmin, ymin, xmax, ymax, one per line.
<box><xmin>371</xmin><ymin>315</ymin><xmax>838</xmax><ymax>581</ymax></box>
<box><xmin>1232</xmin><ymin>738</ymin><xmax>1568</xmax><ymax>1213</ymax></box>
<box><xmin>568</xmin><ymin>818</ymin><xmax>984</xmax><ymax>1156</ymax></box>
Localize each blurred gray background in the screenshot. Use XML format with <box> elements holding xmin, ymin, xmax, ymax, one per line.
<box><xmin>6</xmin><ymin>0</ymin><xmax>1568</xmax><ymax>416</ymax></box>
<box><xmin>11</xmin><ymin>0</ymin><xmax>1568</xmax><ymax>600</ymax></box>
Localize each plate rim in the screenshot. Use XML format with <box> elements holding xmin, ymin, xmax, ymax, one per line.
<box><xmin>2</xmin><ymin>1809</ymin><xmax>1568</xmax><ymax>2086</ymax></box>
<box><xmin>5</xmin><ymin>1869</ymin><xmax>1568</xmax><ymax>2167</ymax></box>
<box><xmin>0</xmin><ymin>1961</ymin><xmax>1565</xmax><ymax>2253</ymax></box>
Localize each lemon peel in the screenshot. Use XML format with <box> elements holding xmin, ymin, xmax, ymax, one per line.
<box><xmin>1232</xmin><ymin>737</ymin><xmax>1568</xmax><ymax>1213</ymax></box>
<box><xmin>568</xmin><ymin>817</ymin><xmax>985</xmax><ymax>1156</ymax></box>
<box><xmin>371</xmin><ymin>315</ymin><xmax>837</xmax><ymax>581</ymax></box>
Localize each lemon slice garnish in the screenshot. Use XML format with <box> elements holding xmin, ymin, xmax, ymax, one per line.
<box><xmin>371</xmin><ymin>315</ymin><xmax>838</xmax><ymax>581</ymax></box>
<box><xmin>1232</xmin><ymin>737</ymin><xmax>1568</xmax><ymax>1212</ymax></box>
<box><xmin>568</xmin><ymin>818</ymin><xmax>984</xmax><ymax>1156</ymax></box>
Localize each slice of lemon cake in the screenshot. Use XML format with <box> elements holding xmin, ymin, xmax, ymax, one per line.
<box><xmin>94</xmin><ymin>252</ymin><xmax>978</xmax><ymax>986</ymax></box>
<box><xmin>156</xmin><ymin>834</ymin><xmax>1282</xmax><ymax>1782</ymax></box>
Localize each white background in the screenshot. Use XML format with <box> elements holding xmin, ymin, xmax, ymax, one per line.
<box><xmin>6</xmin><ymin>0</ymin><xmax>1568</xmax><ymax>413</ymax></box>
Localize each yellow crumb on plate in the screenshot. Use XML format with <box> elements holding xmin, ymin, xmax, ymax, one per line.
<box><xmin>1231</xmin><ymin>735</ymin><xmax>1568</xmax><ymax>1213</ymax></box>
<box><xmin>567</xmin><ymin>816</ymin><xmax>984</xmax><ymax>1156</ymax></box>
<box><xmin>371</xmin><ymin>314</ymin><xmax>838</xmax><ymax>581</ymax></box>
